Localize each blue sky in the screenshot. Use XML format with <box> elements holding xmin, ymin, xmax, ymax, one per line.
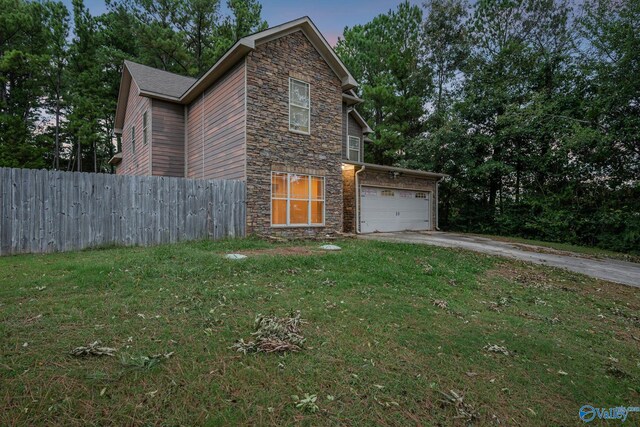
<box><xmin>67</xmin><ymin>0</ymin><xmax>420</xmax><ymax>45</ymax></box>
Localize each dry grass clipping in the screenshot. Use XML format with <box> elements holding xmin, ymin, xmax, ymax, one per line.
<box><xmin>232</xmin><ymin>311</ymin><xmax>306</xmax><ymax>354</ymax></box>
<box><xmin>438</xmin><ymin>390</ymin><xmax>478</xmax><ymax>424</ymax></box>
<box><xmin>432</xmin><ymin>299</ymin><xmax>448</xmax><ymax>309</ymax></box>
<box><xmin>70</xmin><ymin>341</ymin><xmax>117</xmax><ymax>357</ymax></box>
<box><xmin>483</xmin><ymin>343</ymin><xmax>510</xmax><ymax>356</ymax></box>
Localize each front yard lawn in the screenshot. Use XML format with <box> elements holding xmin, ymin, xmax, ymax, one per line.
<box><xmin>1</xmin><ymin>239</ymin><xmax>639</xmax><ymax>425</ymax></box>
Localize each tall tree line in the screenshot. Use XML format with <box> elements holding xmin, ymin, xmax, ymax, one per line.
<box><xmin>336</xmin><ymin>0</ymin><xmax>639</xmax><ymax>253</ymax></box>
<box><xmin>0</xmin><ymin>0</ymin><xmax>266</xmax><ymax>173</ymax></box>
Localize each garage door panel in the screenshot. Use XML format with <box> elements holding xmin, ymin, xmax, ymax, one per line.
<box><xmin>360</xmin><ymin>186</ymin><xmax>430</xmax><ymax>233</ymax></box>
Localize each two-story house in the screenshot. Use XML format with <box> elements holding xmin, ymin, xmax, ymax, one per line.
<box><xmin>110</xmin><ymin>17</ymin><xmax>446</xmax><ymax>236</ymax></box>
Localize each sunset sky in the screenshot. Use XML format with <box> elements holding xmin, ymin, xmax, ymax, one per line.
<box><xmin>64</xmin><ymin>0</ymin><xmax>419</xmax><ymax>45</ymax></box>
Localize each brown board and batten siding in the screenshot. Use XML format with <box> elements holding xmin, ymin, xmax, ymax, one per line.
<box><xmin>151</xmin><ymin>99</ymin><xmax>185</xmax><ymax>177</ymax></box>
<box><xmin>119</xmin><ymin>79</ymin><xmax>151</xmax><ymax>175</ymax></box>
<box><xmin>186</xmin><ymin>93</ymin><xmax>204</xmax><ymax>178</ymax></box>
<box><xmin>185</xmin><ymin>61</ymin><xmax>246</xmax><ymax>180</ymax></box>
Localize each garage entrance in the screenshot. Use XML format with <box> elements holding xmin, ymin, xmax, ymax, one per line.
<box><xmin>360</xmin><ymin>186</ymin><xmax>431</xmax><ymax>233</ymax></box>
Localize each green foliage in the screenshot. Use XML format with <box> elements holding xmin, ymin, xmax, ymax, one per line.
<box><xmin>0</xmin><ymin>0</ymin><xmax>51</xmax><ymax>168</ymax></box>
<box><xmin>0</xmin><ymin>0</ymin><xmax>268</xmax><ymax>172</ymax></box>
<box><xmin>337</xmin><ymin>0</ymin><xmax>639</xmax><ymax>253</ymax></box>
<box><xmin>1</xmin><ymin>0</ymin><xmax>637</xmax><ymax>252</ymax></box>
<box><xmin>335</xmin><ymin>1</ymin><xmax>430</xmax><ymax>164</ymax></box>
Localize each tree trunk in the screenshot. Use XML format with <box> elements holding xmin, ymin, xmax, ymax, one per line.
<box><xmin>0</xmin><ymin>49</ymin><xmax>5</xmax><ymax>108</ymax></box>
<box><xmin>0</xmin><ymin>82</ymin><xmax>6</xmax><ymax>110</ymax></box>
<box><xmin>499</xmin><ymin>177</ymin><xmax>503</xmax><ymax>215</ymax></box>
<box><xmin>77</xmin><ymin>140</ymin><xmax>82</xmax><ymax>172</ymax></box>
<box><xmin>68</xmin><ymin>148</ymin><xmax>75</xmax><ymax>172</ymax></box>
<box><xmin>489</xmin><ymin>177</ymin><xmax>498</xmax><ymax>223</ymax></box>
<box><xmin>54</xmin><ymin>73</ymin><xmax>61</xmax><ymax>170</ymax></box>
<box><xmin>515</xmin><ymin>165</ymin><xmax>521</xmax><ymax>205</ymax></box>
<box><xmin>436</xmin><ymin>68</ymin><xmax>444</xmax><ymax>122</ymax></box>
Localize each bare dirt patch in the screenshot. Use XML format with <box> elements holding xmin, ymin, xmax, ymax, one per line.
<box><xmin>486</xmin><ymin>262</ymin><xmax>557</xmax><ymax>290</ymax></box>
<box><xmin>236</xmin><ymin>246</ymin><xmax>323</xmax><ymax>257</ymax></box>
<box><xmin>486</xmin><ymin>261</ymin><xmax>640</xmax><ymax>308</ymax></box>
<box><xmin>510</xmin><ymin>242</ymin><xmax>582</xmax><ymax>257</ymax></box>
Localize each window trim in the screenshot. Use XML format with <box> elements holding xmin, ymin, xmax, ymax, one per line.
<box><xmin>142</xmin><ymin>110</ymin><xmax>148</xmax><ymax>145</ymax></box>
<box><xmin>288</xmin><ymin>78</ymin><xmax>311</xmax><ymax>135</ymax></box>
<box><xmin>131</xmin><ymin>126</ymin><xmax>136</xmax><ymax>154</ymax></box>
<box><xmin>271</xmin><ymin>172</ymin><xmax>325</xmax><ymax>227</ymax></box>
<box><xmin>348</xmin><ymin>135</ymin><xmax>360</xmax><ymax>162</ymax></box>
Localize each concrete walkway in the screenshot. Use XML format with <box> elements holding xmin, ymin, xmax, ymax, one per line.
<box><xmin>359</xmin><ymin>232</ymin><xmax>640</xmax><ymax>288</ymax></box>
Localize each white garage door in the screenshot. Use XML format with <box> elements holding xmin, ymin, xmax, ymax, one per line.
<box><xmin>360</xmin><ymin>186</ymin><xmax>431</xmax><ymax>233</ymax></box>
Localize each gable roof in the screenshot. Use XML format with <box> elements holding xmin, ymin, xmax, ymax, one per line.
<box><xmin>114</xmin><ymin>61</ymin><xmax>196</xmax><ymax>133</ymax></box>
<box><xmin>245</xmin><ymin>17</ymin><xmax>357</xmax><ymax>90</ymax></box>
<box><xmin>125</xmin><ymin>60</ymin><xmax>196</xmax><ymax>100</ymax></box>
<box><xmin>182</xmin><ymin>16</ymin><xmax>358</xmax><ymax>103</ymax></box>
<box><xmin>115</xmin><ymin>16</ymin><xmax>359</xmax><ymax>132</ymax></box>
<box><xmin>350</xmin><ymin>109</ymin><xmax>373</xmax><ymax>134</ymax></box>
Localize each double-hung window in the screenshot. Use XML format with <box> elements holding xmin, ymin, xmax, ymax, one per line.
<box><xmin>348</xmin><ymin>136</ymin><xmax>360</xmax><ymax>161</ymax></box>
<box><xmin>289</xmin><ymin>78</ymin><xmax>310</xmax><ymax>134</ymax></box>
<box><xmin>272</xmin><ymin>172</ymin><xmax>324</xmax><ymax>226</ymax></box>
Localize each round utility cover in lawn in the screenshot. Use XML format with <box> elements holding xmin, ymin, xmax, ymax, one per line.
<box><xmin>224</xmin><ymin>254</ymin><xmax>248</xmax><ymax>260</ymax></box>
<box><xmin>319</xmin><ymin>244</ymin><xmax>341</xmax><ymax>251</ymax></box>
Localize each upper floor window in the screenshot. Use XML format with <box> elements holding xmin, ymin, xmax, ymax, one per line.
<box><xmin>289</xmin><ymin>78</ymin><xmax>310</xmax><ymax>134</ymax></box>
<box><xmin>131</xmin><ymin>126</ymin><xmax>136</xmax><ymax>154</ymax></box>
<box><xmin>142</xmin><ymin>110</ymin><xmax>149</xmax><ymax>145</ymax></box>
<box><xmin>348</xmin><ymin>136</ymin><xmax>360</xmax><ymax>162</ymax></box>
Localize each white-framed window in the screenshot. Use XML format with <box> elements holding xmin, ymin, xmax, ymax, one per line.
<box><xmin>289</xmin><ymin>78</ymin><xmax>310</xmax><ymax>134</ymax></box>
<box><xmin>142</xmin><ymin>110</ymin><xmax>149</xmax><ymax>145</ymax></box>
<box><xmin>131</xmin><ymin>126</ymin><xmax>136</xmax><ymax>154</ymax></box>
<box><xmin>348</xmin><ymin>136</ymin><xmax>360</xmax><ymax>161</ymax></box>
<box><xmin>415</xmin><ymin>192</ymin><xmax>427</xmax><ymax>199</ymax></box>
<box><xmin>381</xmin><ymin>190</ymin><xmax>395</xmax><ymax>197</ymax></box>
<box><xmin>272</xmin><ymin>172</ymin><xmax>324</xmax><ymax>226</ymax></box>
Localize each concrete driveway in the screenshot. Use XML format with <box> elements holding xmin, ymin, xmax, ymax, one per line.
<box><xmin>359</xmin><ymin>231</ymin><xmax>640</xmax><ymax>288</ymax></box>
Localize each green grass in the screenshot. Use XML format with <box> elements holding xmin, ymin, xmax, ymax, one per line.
<box><xmin>467</xmin><ymin>233</ymin><xmax>640</xmax><ymax>263</ymax></box>
<box><xmin>1</xmin><ymin>238</ymin><xmax>639</xmax><ymax>426</ymax></box>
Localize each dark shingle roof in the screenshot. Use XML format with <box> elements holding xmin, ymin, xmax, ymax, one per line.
<box><xmin>125</xmin><ymin>60</ymin><xmax>196</xmax><ymax>99</ymax></box>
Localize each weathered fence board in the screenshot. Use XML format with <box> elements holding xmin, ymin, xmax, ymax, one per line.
<box><xmin>0</xmin><ymin>167</ymin><xmax>246</xmax><ymax>255</ymax></box>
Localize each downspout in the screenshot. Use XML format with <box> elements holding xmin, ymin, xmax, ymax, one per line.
<box><xmin>355</xmin><ymin>165</ymin><xmax>365</xmax><ymax>234</ymax></box>
<box><xmin>435</xmin><ymin>176</ymin><xmax>445</xmax><ymax>231</ymax></box>
<box><xmin>346</xmin><ymin>106</ymin><xmax>351</xmax><ymax>159</ymax></box>
<box><xmin>346</xmin><ymin>106</ymin><xmax>350</xmax><ymax>137</ymax></box>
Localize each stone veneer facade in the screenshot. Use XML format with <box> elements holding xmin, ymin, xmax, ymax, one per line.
<box><xmin>342</xmin><ymin>167</ymin><xmax>438</xmax><ymax>233</ymax></box>
<box><xmin>245</xmin><ymin>31</ymin><xmax>343</xmax><ymax>237</ymax></box>
<box><xmin>342</xmin><ymin>166</ymin><xmax>356</xmax><ymax>233</ymax></box>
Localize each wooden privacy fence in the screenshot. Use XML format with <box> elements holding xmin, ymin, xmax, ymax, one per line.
<box><xmin>0</xmin><ymin>167</ymin><xmax>246</xmax><ymax>255</ymax></box>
